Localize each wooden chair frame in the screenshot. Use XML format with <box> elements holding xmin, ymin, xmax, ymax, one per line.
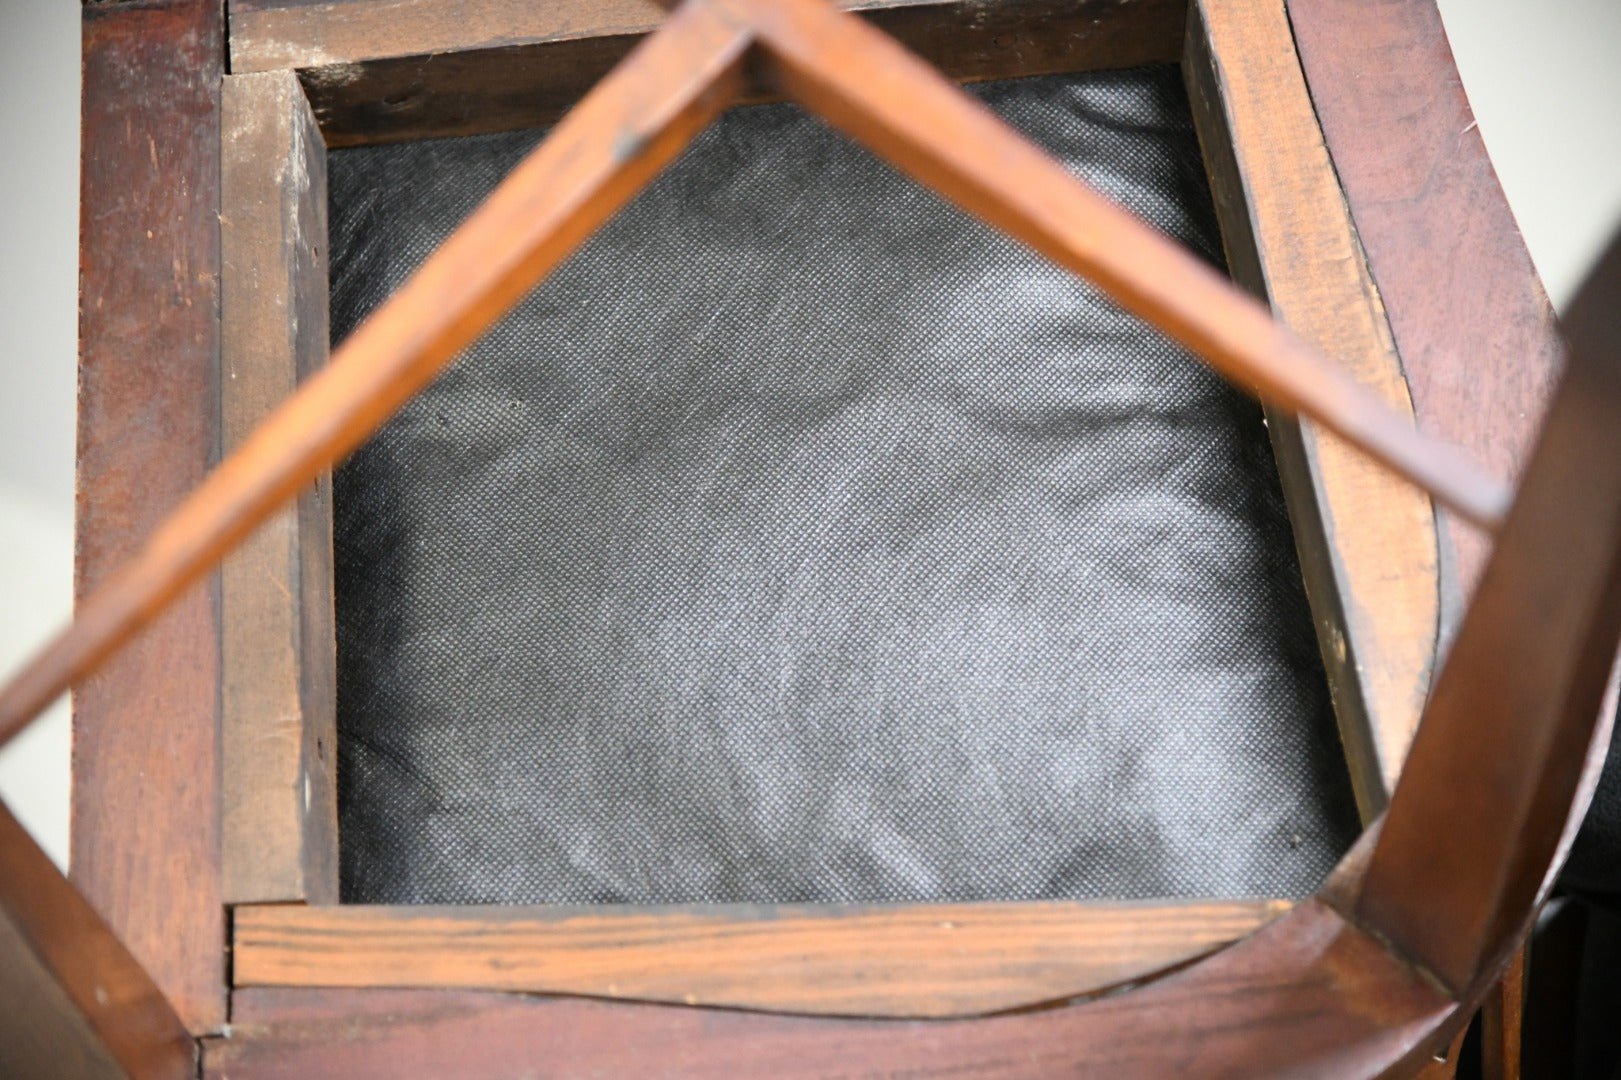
<box><xmin>0</xmin><ymin>0</ymin><xmax>1599</xmax><ymax>1074</ymax></box>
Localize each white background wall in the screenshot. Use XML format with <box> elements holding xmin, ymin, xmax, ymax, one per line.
<box><xmin>1</xmin><ymin>0</ymin><xmax>1619</xmax><ymax>870</ymax></box>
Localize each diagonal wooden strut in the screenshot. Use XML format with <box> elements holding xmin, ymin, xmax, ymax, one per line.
<box><xmin>0</xmin><ymin>0</ymin><xmax>1504</xmax><ymax>749</ymax></box>
<box><xmin>720</xmin><ymin>0</ymin><xmax>1508</xmax><ymax>531</ymax></box>
<box><xmin>0</xmin><ymin>2</ymin><xmax>751</xmax><ymax>746</ymax></box>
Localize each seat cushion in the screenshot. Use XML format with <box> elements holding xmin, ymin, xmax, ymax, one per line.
<box><xmin>328</xmin><ymin>65</ymin><xmax>1360</xmax><ymax>905</ymax></box>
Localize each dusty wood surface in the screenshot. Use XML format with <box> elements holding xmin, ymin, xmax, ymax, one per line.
<box><xmin>220</xmin><ymin>70</ymin><xmax>339</xmax><ymax>906</ymax></box>
<box><xmin>232</xmin><ymin>900</ymin><xmax>1288</xmax><ymax>1018</ymax></box>
<box><xmin>1183</xmin><ymin>0</ymin><xmax>1438</xmax><ymax>816</ymax></box>
<box><xmin>73</xmin><ymin>0</ymin><xmax>226</xmax><ymax>1034</ymax></box>
<box><xmin>1359</xmin><ymin>230</ymin><xmax>1621</xmax><ymax>993</ymax></box>
<box><xmin>1287</xmin><ymin>0</ymin><xmax>1565</xmax><ymax>634</ymax></box>
<box><xmin>207</xmin><ymin>901</ymin><xmax>1459</xmax><ymax>1077</ymax></box>
<box><xmin>229</xmin><ymin>0</ymin><xmax>1185</xmax><ymax>145</ymax></box>
<box><xmin>0</xmin><ymin>803</ymin><xmax>193</xmax><ymax>1080</ymax></box>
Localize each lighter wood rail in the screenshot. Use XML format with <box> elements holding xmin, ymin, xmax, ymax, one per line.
<box><xmin>232</xmin><ymin>900</ymin><xmax>1289</xmax><ymax>1018</ymax></box>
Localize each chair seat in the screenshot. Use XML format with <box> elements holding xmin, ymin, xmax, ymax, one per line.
<box><xmin>328</xmin><ymin>66</ymin><xmax>1359</xmax><ymax>906</ymax></box>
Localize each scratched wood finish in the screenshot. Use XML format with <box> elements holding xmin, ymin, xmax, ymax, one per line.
<box><xmin>1286</xmin><ymin>0</ymin><xmax>1565</xmax><ymax>633</ymax></box>
<box><xmin>221</xmin><ymin>71</ymin><xmax>340</xmax><ymax>905</ymax></box>
<box><xmin>74</xmin><ymin>0</ymin><xmax>226</xmax><ymax>1034</ymax></box>
<box><xmin>1413</xmin><ymin>1025</ymin><xmax>1469</xmax><ymax>1080</ymax></box>
<box><xmin>230</xmin><ymin>0</ymin><xmax>1186</xmax><ymax>146</ymax></box>
<box><xmin>232</xmin><ymin>900</ymin><xmax>1288</xmax><ymax>1018</ymax></box>
<box><xmin>0</xmin><ymin>803</ymin><xmax>193</xmax><ymax>1080</ymax></box>
<box><xmin>1360</xmin><ymin>230</ymin><xmax>1621</xmax><ymax>994</ymax></box>
<box><xmin>1182</xmin><ymin>0</ymin><xmax>1438</xmax><ymax>816</ymax></box>
<box><xmin>206</xmin><ymin>901</ymin><xmax>1464</xmax><ymax>1077</ymax></box>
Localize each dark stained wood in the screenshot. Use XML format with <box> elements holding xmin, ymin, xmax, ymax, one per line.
<box><xmin>231</xmin><ymin>900</ymin><xmax>1288</xmax><ymax>1018</ymax></box>
<box><xmin>1481</xmin><ymin>944</ymin><xmax>1526</xmax><ymax>1080</ymax></box>
<box><xmin>230</xmin><ymin>0</ymin><xmax>1186</xmax><ymax>146</ymax></box>
<box><xmin>0</xmin><ymin>3</ymin><xmax>750</xmax><ymax>752</ymax></box>
<box><xmin>1359</xmin><ymin>229</ymin><xmax>1621</xmax><ymax>994</ymax></box>
<box><xmin>206</xmin><ymin>901</ymin><xmax>1461</xmax><ymax>1077</ymax></box>
<box><xmin>733</xmin><ymin>0</ymin><xmax>1506</xmax><ymax>528</ymax></box>
<box><xmin>220</xmin><ymin>70</ymin><xmax>339</xmax><ymax>905</ymax></box>
<box><xmin>1286</xmin><ymin>0</ymin><xmax>1566</xmax><ymax>633</ymax></box>
<box><xmin>73</xmin><ymin>0</ymin><xmax>226</xmax><ymax>1034</ymax></box>
<box><xmin>1183</xmin><ymin>0</ymin><xmax>1439</xmax><ymax>818</ymax></box>
<box><xmin>1316</xmin><ymin>819</ymin><xmax>1381</xmax><ymax>916</ymax></box>
<box><xmin>0</xmin><ymin>802</ymin><xmax>194</xmax><ymax>1080</ymax></box>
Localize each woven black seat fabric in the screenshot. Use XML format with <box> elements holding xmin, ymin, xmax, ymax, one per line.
<box><xmin>1566</xmin><ymin>719</ymin><xmax>1621</xmax><ymax>900</ymax></box>
<box><xmin>328</xmin><ymin>65</ymin><xmax>1360</xmax><ymax>905</ymax></box>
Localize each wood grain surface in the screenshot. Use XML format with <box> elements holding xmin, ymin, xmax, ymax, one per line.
<box><xmin>232</xmin><ymin>900</ymin><xmax>1288</xmax><ymax>1018</ymax></box>
<box><xmin>0</xmin><ymin>3</ymin><xmax>749</xmax><ymax>758</ymax></box>
<box><xmin>1184</xmin><ymin>0</ymin><xmax>1439</xmax><ymax>817</ymax></box>
<box><xmin>74</xmin><ymin>0</ymin><xmax>227</xmax><ymax>1035</ymax></box>
<box><xmin>207</xmin><ymin>901</ymin><xmax>1461</xmax><ymax>1077</ymax></box>
<box><xmin>0</xmin><ymin>0</ymin><xmax>1503</xmax><ymax>777</ymax></box>
<box><xmin>1481</xmin><ymin>945</ymin><xmax>1527</xmax><ymax>1080</ymax></box>
<box><xmin>42</xmin><ymin>0</ymin><xmax>1591</xmax><ymax>1070</ymax></box>
<box><xmin>1287</xmin><ymin>0</ymin><xmax>1566</xmax><ymax>634</ymax></box>
<box><xmin>221</xmin><ymin>70</ymin><xmax>340</xmax><ymax>906</ymax></box>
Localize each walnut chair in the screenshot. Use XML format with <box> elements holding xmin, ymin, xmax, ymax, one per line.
<box><xmin>0</xmin><ymin>0</ymin><xmax>1607</xmax><ymax>1075</ymax></box>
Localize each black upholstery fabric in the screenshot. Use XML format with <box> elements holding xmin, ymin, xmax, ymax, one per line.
<box><xmin>328</xmin><ymin>66</ymin><xmax>1360</xmax><ymax>905</ymax></box>
<box><xmin>1566</xmin><ymin>717</ymin><xmax>1621</xmax><ymax>900</ymax></box>
<box><xmin>1559</xmin><ymin>232</ymin><xmax>1621</xmax><ymax>903</ymax></box>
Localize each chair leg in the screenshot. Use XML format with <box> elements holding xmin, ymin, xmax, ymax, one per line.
<box><xmin>1482</xmin><ymin>943</ymin><xmax>1529</xmax><ymax>1080</ymax></box>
